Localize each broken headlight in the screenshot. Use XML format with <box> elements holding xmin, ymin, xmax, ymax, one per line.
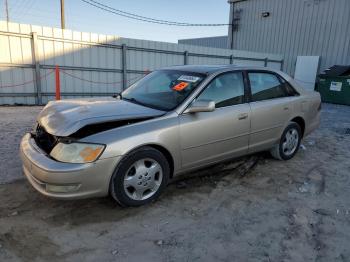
<box><xmin>50</xmin><ymin>142</ymin><xmax>105</xmax><ymax>163</ymax></box>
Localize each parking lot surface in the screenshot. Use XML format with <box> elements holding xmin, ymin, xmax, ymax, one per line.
<box><xmin>0</xmin><ymin>104</ymin><xmax>349</xmax><ymax>262</ymax></box>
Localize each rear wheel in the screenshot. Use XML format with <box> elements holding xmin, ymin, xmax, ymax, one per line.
<box><xmin>110</xmin><ymin>147</ymin><xmax>170</xmax><ymax>207</ymax></box>
<box><xmin>270</xmin><ymin>122</ymin><xmax>302</xmax><ymax>160</ymax></box>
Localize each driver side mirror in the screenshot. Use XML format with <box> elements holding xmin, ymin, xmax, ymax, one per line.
<box><xmin>184</xmin><ymin>100</ymin><xmax>215</xmax><ymax>114</ymax></box>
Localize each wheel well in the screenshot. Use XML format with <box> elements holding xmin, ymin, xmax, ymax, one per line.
<box><xmin>144</xmin><ymin>144</ymin><xmax>175</xmax><ymax>179</ymax></box>
<box><xmin>291</xmin><ymin>117</ymin><xmax>305</xmax><ymax>137</ymax></box>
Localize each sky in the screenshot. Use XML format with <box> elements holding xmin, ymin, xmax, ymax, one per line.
<box><xmin>1</xmin><ymin>0</ymin><xmax>230</xmax><ymax>43</ymax></box>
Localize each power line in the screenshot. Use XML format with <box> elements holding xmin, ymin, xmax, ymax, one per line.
<box><xmin>81</xmin><ymin>0</ymin><xmax>186</xmax><ymax>26</ymax></box>
<box><xmin>81</xmin><ymin>0</ymin><xmax>231</xmax><ymax>27</ymax></box>
<box><xmin>86</xmin><ymin>0</ymin><xmax>198</xmax><ymax>25</ymax></box>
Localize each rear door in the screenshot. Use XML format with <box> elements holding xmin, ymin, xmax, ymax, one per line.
<box><xmin>179</xmin><ymin>71</ymin><xmax>251</xmax><ymax>170</ymax></box>
<box><xmin>247</xmin><ymin>71</ymin><xmax>294</xmax><ymax>153</ymax></box>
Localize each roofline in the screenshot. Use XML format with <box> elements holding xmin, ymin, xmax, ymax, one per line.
<box><xmin>158</xmin><ymin>64</ymin><xmax>289</xmax><ymax>76</ymax></box>
<box><xmin>228</xmin><ymin>0</ymin><xmax>247</xmax><ymax>3</ymax></box>
<box><xmin>178</xmin><ymin>35</ymin><xmax>228</xmax><ymax>42</ymax></box>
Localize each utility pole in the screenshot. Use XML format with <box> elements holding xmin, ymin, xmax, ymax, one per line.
<box><xmin>228</xmin><ymin>0</ymin><xmax>235</xmax><ymax>49</ymax></box>
<box><xmin>60</xmin><ymin>0</ymin><xmax>65</xmax><ymax>29</ymax></box>
<box><xmin>5</xmin><ymin>0</ymin><xmax>9</xmax><ymax>23</ymax></box>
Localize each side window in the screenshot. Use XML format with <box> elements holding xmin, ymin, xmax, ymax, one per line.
<box><xmin>279</xmin><ymin>77</ymin><xmax>299</xmax><ymax>96</ymax></box>
<box><xmin>248</xmin><ymin>72</ymin><xmax>289</xmax><ymax>102</ymax></box>
<box><xmin>197</xmin><ymin>72</ymin><xmax>245</xmax><ymax>108</ymax></box>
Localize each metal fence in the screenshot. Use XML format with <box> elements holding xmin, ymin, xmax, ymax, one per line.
<box><xmin>0</xmin><ymin>21</ymin><xmax>284</xmax><ymax>105</ymax></box>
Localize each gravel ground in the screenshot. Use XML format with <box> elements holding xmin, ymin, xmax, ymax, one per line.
<box><xmin>0</xmin><ymin>106</ymin><xmax>42</xmax><ymax>184</ymax></box>
<box><xmin>0</xmin><ymin>103</ymin><xmax>349</xmax><ymax>262</ymax></box>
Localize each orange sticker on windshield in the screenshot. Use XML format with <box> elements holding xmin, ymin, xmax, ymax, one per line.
<box><xmin>172</xmin><ymin>82</ymin><xmax>189</xmax><ymax>91</ymax></box>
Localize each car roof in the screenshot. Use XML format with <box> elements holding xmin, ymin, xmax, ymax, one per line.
<box><xmin>160</xmin><ymin>64</ymin><xmax>282</xmax><ymax>75</ymax></box>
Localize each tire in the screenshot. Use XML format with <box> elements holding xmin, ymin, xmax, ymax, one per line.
<box><xmin>110</xmin><ymin>146</ymin><xmax>170</xmax><ymax>207</ymax></box>
<box><xmin>270</xmin><ymin>122</ymin><xmax>302</xmax><ymax>161</ymax></box>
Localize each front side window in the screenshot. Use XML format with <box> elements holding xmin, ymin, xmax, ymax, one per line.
<box><xmin>122</xmin><ymin>70</ymin><xmax>205</xmax><ymax>111</ymax></box>
<box><xmin>197</xmin><ymin>72</ymin><xmax>245</xmax><ymax>108</ymax></box>
<box><xmin>248</xmin><ymin>72</ymin><xmax>289</xmax><ymax>101</ymax></box>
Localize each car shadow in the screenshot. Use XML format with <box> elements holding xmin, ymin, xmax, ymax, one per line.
<box><xmin>0</xmin><ymin>153</ymin><xmax>268</xmax><ymax>227</ymax></box>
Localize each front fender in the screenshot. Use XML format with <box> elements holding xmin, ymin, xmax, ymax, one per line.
<box><xmin>80</xmin><ymin>115</ymin><xmax>181</xmax><ymax>173</ymax></box>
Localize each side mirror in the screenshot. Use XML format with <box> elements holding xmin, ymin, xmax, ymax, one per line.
<box><xmin>184</xmin><ymin>100</ymin><xmax>215</xmax><ymax>114</ymax></box>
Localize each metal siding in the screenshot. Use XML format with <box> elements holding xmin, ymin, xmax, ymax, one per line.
<box><xmin>178</xmin><ymin>36</ymin><xmax>229</xmax><ymax>49</ymax></box>
<box><xmin>230</xmin><ymin>0</ymin><xmax>350</xmax><ymax>75</ymax></box>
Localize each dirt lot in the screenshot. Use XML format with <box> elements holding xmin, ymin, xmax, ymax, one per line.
<box><xmin>0</xmin><ymin>104</ymin><xmax>349</xmax><ymax>262</ymax></box>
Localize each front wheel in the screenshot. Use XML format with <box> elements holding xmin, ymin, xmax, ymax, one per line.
<box><xmin>270</xmin><ymin>122</ymin><xmax>302</xmax><ymax>160</ymax></box>
<box><xmin>110</xmin><ymin>147</ymin><xmax>170</xmax><ymax>207</ymax></box>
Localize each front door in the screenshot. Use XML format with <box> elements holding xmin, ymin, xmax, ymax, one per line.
<box><xmin>179</xmin><ymin>71</ymin><xmax>250</xmax><ymax>170</ymax></box>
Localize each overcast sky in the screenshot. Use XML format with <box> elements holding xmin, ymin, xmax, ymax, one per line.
<box><xmin>1</xmin><ymin>0</ymin><xmax>230</xmax><ymax>42</ymax></box>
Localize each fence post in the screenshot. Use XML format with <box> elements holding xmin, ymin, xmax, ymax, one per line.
<box><xmin>184</xmin><ymin>51</ymin><xmax>188</xmax><ymax>65</ymax></box>
<box><xmin>31</xmin><ymin>32</ymin><xmax>42</xmax><ymax>105</ymax></box>
<box><xmin>229</xmin><ymin>55</ymin><xmax>234</xmax><ymax>64</ymax></box>
<box><xmin>264</xmin><ymin>57</ymin><xmax>268</xmax><ymax>67</ymax></box>
<box><xmin>55</xmin><ymin>65</ymin><xmax>61</xmax><ymax>100</ymax></box>
<box><xmin>122</xmin><ymin>44</ymin><xmax>127</xmax><ymax>90</ymax></box>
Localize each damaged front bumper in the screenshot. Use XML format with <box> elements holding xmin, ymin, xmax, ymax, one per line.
<box><xmin>20</xmin><ymin>133</ymin><xmax>121</xmax><ymax>199</ymax></box>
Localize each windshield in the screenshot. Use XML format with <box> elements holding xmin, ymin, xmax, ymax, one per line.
<box><xmin>122</xmin><ymin>70</ymin><xmax>206</xmax><ymax>111</ymax></box>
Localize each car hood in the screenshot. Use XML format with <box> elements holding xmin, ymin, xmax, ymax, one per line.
<box><xmin>37</xmin><ymin>97</ymin><xmax>166</xmax><ymax>137</ymax></box>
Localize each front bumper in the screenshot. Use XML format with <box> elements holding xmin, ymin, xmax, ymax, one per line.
<box><xmin>20</xmin><ymin>133</ymin><xmax>121</xmax><ymax>199</ymax></box>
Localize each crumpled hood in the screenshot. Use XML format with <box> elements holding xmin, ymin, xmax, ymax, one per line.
<box><xmin>37</xmin><ymin>97</ymin><xmax>165</xmax><ymax>137</ymax></box>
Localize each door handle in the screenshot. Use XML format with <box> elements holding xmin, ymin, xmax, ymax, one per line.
<box><xmin>283</xmin><ymin>106</ymin><xmax>289</xmax><ymax>110</ymax></box>
<box><xmin>238</xmin><ymin>113</ymin><xmax>248</xmax><ymax>120</ymax></box>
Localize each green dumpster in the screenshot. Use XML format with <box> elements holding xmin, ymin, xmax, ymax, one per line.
<box><xmin>317</xmin><ymin>65</ymin><xmax>350</xmax><ymax>106</ymax></box>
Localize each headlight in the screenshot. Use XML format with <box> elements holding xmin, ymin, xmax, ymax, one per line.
<box><xmin>50</xmin><ymin>142</ymin><xmax>105</xmax><ymax>163</ymax></box>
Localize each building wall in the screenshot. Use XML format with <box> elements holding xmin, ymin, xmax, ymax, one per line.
<box><xmin>228</xmin><ymin>0</ymin><xmax>350</xmax><ymax>75</ymax></box>
<box><xmin>178</xmin><ymin>36</ymin><xmax>229</xmax><ymax>49</ymax></box>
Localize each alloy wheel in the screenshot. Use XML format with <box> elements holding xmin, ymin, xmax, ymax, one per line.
<box><xmin>123</xmin><ymin>158</ymin><xmax>163</xmax><ymax>201</ymax></box>
<box><xmin>282</xmin><ymin>128</ymin><xmax>299</xmax><ymax>156</ymax></box>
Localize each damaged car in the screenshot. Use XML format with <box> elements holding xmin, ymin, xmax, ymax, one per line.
<box><xmin>20</xmin><ymin>65</ymin><xmax>321</xmax><ymax>206</ymax></box>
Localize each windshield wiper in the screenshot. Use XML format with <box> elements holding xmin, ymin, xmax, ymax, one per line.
<box><xmin>123</xmin><ymin>97</ymin><xmax>144</xmax><ymax>106</ymax></box>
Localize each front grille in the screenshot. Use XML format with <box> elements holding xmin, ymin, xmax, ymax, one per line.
<box><xmin>34</xmin><ymin>124</ymin><xmax>58</xmax><ymax>154</ymax></box>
